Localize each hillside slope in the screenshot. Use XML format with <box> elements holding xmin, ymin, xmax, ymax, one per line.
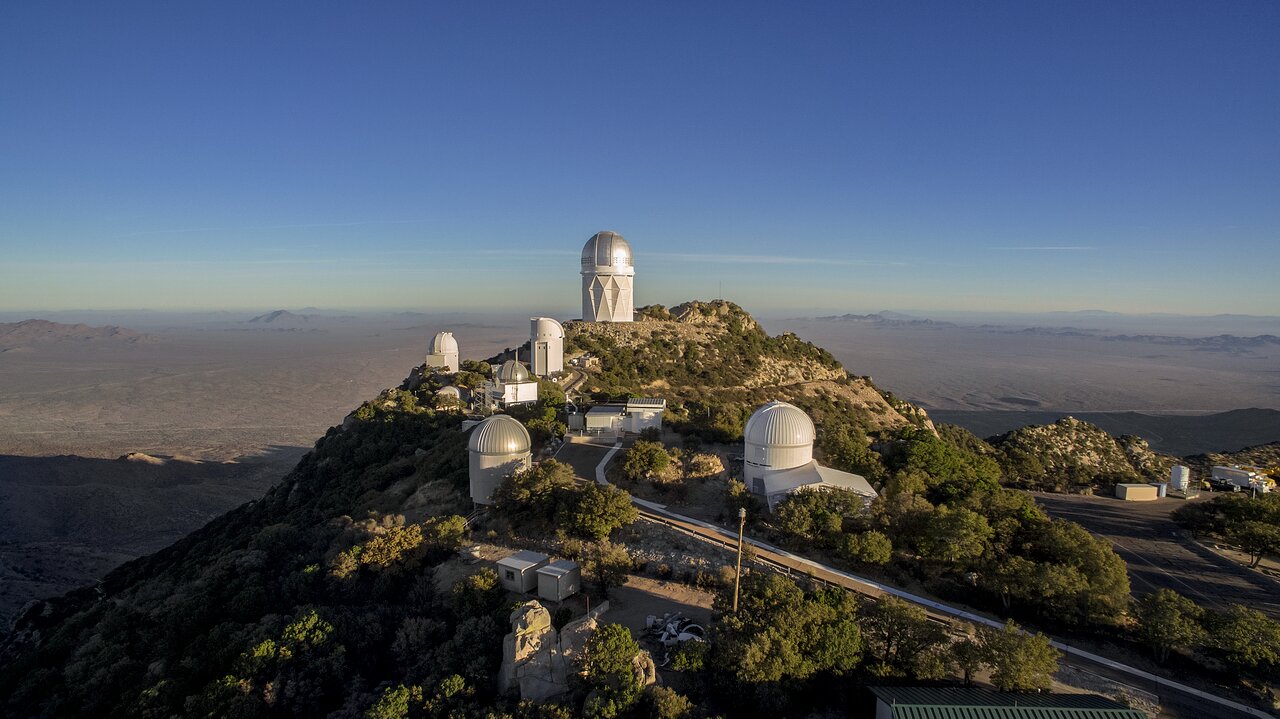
<box><xmin>567</xmin><ymin>301</ymin><xmax>934</xmax><ymax>440</ymax></box>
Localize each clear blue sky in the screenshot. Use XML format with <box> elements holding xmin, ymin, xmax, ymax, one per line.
<box><xmin>2</xmin><ymin>2</ymin><xmax>1277</xmax><ymax>315</ymax></box>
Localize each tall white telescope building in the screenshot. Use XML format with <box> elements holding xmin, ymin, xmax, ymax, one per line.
<box><xmin>425</xmin><ymin>331</ymin><xmax>460</xmax><ymax>372</ymax></box>
<box><xmin>529</xmin><ymin>317</ymin><xmax>565</xmax><ymax>377</ymax></box>
<box><xmin>581</xmin><ymin>230</ymin><xmax>635</xmax><ymax>323</ymax></box>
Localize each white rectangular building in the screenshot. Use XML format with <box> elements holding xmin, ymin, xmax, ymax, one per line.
<box><xmin>496</xmin><ymin>550</ymin><xmax>549</xmax><ymax>593</ymax></box>
<box><xmin>624</xmin><ymin>398</ymin><xmax>666</xmax><ymax>433</ymax></box>
<box><xmin>585</xmin><ymin>406</ymin><xmax>623</xmax><ymax>434</ymax></box>
<box><xmin>536</xmin><ymin>559</ymin><xmax>581</xmax><ymax>602</ymax></box>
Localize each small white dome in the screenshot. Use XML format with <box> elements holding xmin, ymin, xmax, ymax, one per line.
<box><xmin>744</xmin><ymin>401</ymin><xmax>815</xmax><ymax>448</ymax></box>
<box><xmin>498</xmin><ymin>359</ymin><xmax>532</xmax><ymax>383</ymax></box>
<box><xmin>435</xmin><ymin>385</ymin><xmax>462</xmax><ymax>398</ymax></box>
<box><xmin>581</xmin><ymin>231</ymin><xmax>633</xmax><ymax>271</ymax></box>
<box><xmin>531</xmin><ymin>317</ymin><xmax>565</xmax><ymax>340</ymax></box>
<box><xmin>429</xmin><ymin>331</ymin><xmax>459</xmax><ymax>354</ymax></box>
<box><xmin>468</xmin><ymin>415</ymin><xmax>531</xmax><ymax>455</ymax></box>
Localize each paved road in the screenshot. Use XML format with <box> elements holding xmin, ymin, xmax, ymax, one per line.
<box><xmin>1032</xmin><ymin>493</ymin><xmax>1280</xmax><ymax>620</ymax></box>
<box><xmin>554</xmin><ymin>439</ymin><xmax>1275</xmax><ymax>719</ymax></box>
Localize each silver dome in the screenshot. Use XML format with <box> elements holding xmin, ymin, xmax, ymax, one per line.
<box><xmin>468</xmin><ymin>414</ymin><xmax>531</xmax><ymax>455</ymax></box>
<box><xmin>744</xmin><ymin>401</ymin><xmax>815</xmax><ymax>448</ymax></box>
<box><xmin>581</xmin><ymin>231</ymin><xmax>634</xmax><ymax>271</ymax></box>
<box><xmin>497</xmin><ymin>359</ymin><xmax>532</xmax><ymax>383</ymax></box>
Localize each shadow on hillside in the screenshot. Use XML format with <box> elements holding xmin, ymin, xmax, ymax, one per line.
<box><xmin>0</xmin><ymin>445</ymin><xmax>308</xmax><ymax>627</ymax></box>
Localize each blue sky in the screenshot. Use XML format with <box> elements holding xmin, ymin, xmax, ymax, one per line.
<box><xmin>2</xmin><ymin>2</ymin><xmax>1277</xmax><ymax>315</ymax></box>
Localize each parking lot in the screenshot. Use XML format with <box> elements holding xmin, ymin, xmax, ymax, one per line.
<box><xmin>1031</xmin><ymin>492</ymin><xmax>1280</xmax><ymax>619</ymax></box>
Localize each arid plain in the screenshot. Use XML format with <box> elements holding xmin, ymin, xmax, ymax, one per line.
<box><xmin>1</xmin><ymin>308</ymin><xmax>1278</xmax><ymax>624</ymax></box>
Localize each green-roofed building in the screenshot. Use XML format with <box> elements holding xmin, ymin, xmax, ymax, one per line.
<box><xmin>870</xmin><ymin>687</ymin><xmax>1148</xmax><ymax>719</ymax></box>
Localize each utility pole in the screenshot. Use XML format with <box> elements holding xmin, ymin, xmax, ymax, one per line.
<box><xmin>733</xmin><ymin>507</ymin><xmax>746</xmax><ymax>613</ymax></box>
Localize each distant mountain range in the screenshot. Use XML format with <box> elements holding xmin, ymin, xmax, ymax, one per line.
<box><xmin>0</xmin><ymin>320</ymin><xmax>153</xmax><ymax>351</ymax></box>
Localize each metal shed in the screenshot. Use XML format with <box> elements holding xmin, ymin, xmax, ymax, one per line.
<box><xmin>496</xmin><ymin>550</ymin><xmax>549</xmax><ymax>593</ymax></box>
<box><xmin>585</xmin><ymin>406</ymin><xmax>623</xmax><ymax>434</ymax></box>
<box><xmin>536</xmin><ymin>559</ymin><xmax>581</xmax><ymax>602</ymax></box>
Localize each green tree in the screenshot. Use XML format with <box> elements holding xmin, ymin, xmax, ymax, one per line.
<box><xmin>638</xmin><ymin>685</ymin><xmax>693</xmax><ymax>719</ymax></box>
<box><xmin>860</xmin><ymin>596</ymin><xmax>947</xmax><ymax>679</ymax></box>
<box><xmin>919</xmin><ymin>505</ymin><xmax>992</xmax><ymax>565</ymax></box>
<box><xmin>981</xmin><ymin>621</ymin><xmax>1060</xmax><ymax>691</ymax></box>
<box><xmin>1134</xmin><ymin>589</ymin><xmax>1206</xmax><ymax>663</ymax></box>
<box><xmin>1207</xmin><ymin>604</ymin><xmax>1280</xmax><ymax>674</ymax></box>
<box><xmin>839</xmin><ymin>530</ymin><xmax>893</xmax><ymax>565</ymax></box>
<box><xmin>1228</xmin><ymin>520</ymin><xmax>1280</xmax><ymax>568</ymax></box>
<box><xmin>581</xmin><ymin>540</ymin><xmax>633</xmax><ymax>597</ymax></box>
<box><xmin>571</xmin><ymin>484</ymin><xmax>639</xmax><ymax>541</ymax></box>
<box><xmin>623</xmin><ymin>441</ymin><xmax>672</xmax><ymax>482</ymax></box>
<box><xmin>580</xmin><ymin>623</ymin><xmax>643</xmax><ymax>718</ymax></box>
<box><xmin>492</xmin><ymin>460</ymin><xmax>578</xmax><ymax>529</ymax></box>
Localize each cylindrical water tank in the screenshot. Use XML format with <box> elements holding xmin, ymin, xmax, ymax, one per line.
<box><xmin>743</xmin><ymin>401</ymin><xmax>815</xmax><ymax>494</ymax></box>
<box><xmin>468</xmin><ymin>415</ymin><xmax>532</xmax><ymax>504</ymax></box>
<box><xmin>1170</xmin><ymin>465</ymin><xmax>1190</xmax><ymax>492</ymax></box>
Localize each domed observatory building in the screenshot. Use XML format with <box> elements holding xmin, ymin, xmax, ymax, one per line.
<box><xmin>485</xmin><ymin>359</ymin><xmax>539</xmax><ymax>408</ymax></box>
<box><xmin>529</xmin><ymin>317</ymin><xmax>565</xmax><ymax>377</ymax></box>
<box><xmin>468</xmin><ymin>415</ymin><xmax>531</xmax><ymax>505</ymax></box>
<box><xmin>744</xmin><ymin>401</ymin><xmax>877</xmax><ymax>511</ymax></box>
<box><xmin>581</xmin><ymin>231</ymin><xmax>635</xmax><ymax>322</ymax></box>
<box><xmin>424</xmin><ymin>331</ymin><xmax>460</xmax><ymax>372</ymax></box>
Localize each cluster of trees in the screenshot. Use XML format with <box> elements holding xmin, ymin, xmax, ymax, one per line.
<box><xmin>491</xmin><ymin>460</ymin><xmax>637</xmax><ymax>543</ymax></box>
<box><xmin>1133</xmin><ymin>589</ymin><xmax>1280</xmax><ymax>681</ymax></box>
<box><xmin>618</xmin><ymin>440</ymin><xmax>724</xmax><ymax>496</ymax></box>
<box><xmin>1175</xmin><ymin>493</ymin><xmax>1280</xmax><ymax>567</ymax></box>
<box><xmin>693</xmin><ymin>574</ymin><xmax>1060</xmax><ymax>717</ymax></box>
<box><xmin>770</xmin><ymin>428</ymin><xmax>1132</xmax><ymax>630</ymax></box>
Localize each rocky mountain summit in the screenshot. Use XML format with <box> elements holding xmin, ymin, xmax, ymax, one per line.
<box><xmin>987</xmin><ymin>416</ymin><xmax>1175</xmax><ymax>490</ymax></box>
<box><xmin>568</xmin><ymin>300</ymin><xmax>934</xmax><ymax>439</ymax></box>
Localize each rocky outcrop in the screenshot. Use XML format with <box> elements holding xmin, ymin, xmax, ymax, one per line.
<box><xmin>498</xmin><ymin>600</ymin><xmax>612</xmax><ymax>701</ymax></box>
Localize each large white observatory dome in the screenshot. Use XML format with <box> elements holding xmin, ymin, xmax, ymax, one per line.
<box><xmin>581</xmin><ymin>231</ymin><xmax>634</xmax><ymax>272</ymax></box>
<box><xmin>581</xmin><ymin>230</ymin><xmax>636</xmax><ymax>323</ymax></box>
<box><xmin>743</xmin><ymin>401</ymin><xmax>815</xmax><ymax>492</ymax></box>
<box><xmin>497</xmin><ymin>359</ymin><xmax>532</xmax><ymax>384</ymax></box>
<box><xmin>468</xmin><ymin>414</ymin><xmax>532</xmax><ymax>504</ymax></box>
<box><xmin>744</xmin><ymin>401</ymin><xmax>816</xmax><ymax>448</ymax></box>
<box><xmin>425</xmin><ymin>331</ymin><xmax>460</xmax><ymax>372</ymax></box>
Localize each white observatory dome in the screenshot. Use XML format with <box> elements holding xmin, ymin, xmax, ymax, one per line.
<box><xmin>429</xmin><ymin>331</ymin><xmax>459</xmax><ymax>355</ymax></box>
<box><xmin>425</xmin><ymin>331</ymin><xmax>460</xmax><ymax>372</ymax></box>
<box><xmin>532</xmin><ymin>317</ymin><xmax>565</xmax><ymax>340</ymax></box>
<box><xmin>581</xmin><ymin>231</ymin><xmax>634</xmax><ymax>272</ymax></box>
<box><xmin>468</xmin><ymin>415</ymin><xmax>532</xmax><ymax>504</ymax></box>
<box><xmin>744</xmin><ymin>401</ymin><xmax>815</xmax><ymax>492</ymax></box>
<box><xmin>497</xmin><ymin>359</ymin><xmax>532</xmax><ymax>383</ymax></box>
<box><xmin>744</xmin><ymin>401</ymin><xmax>816</xmax><ymax>448</ymax></box>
